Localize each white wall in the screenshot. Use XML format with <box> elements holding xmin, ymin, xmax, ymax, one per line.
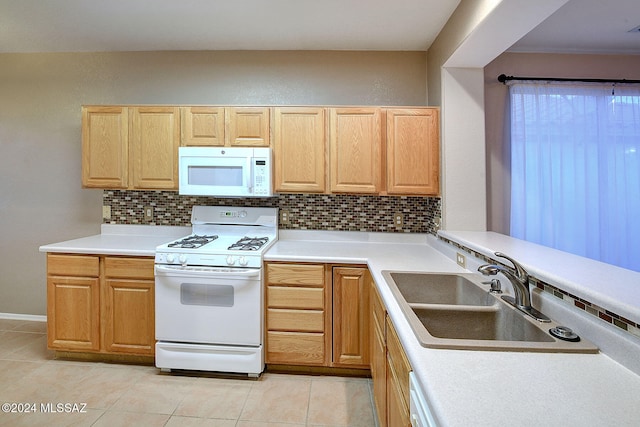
<box><xmin>427</xmin><ymin>0</ymin><xmax>568</xmax><ymax>231</ymax></box>
<box><xmin>440</xmin><ymin>68</ymin><xmax>487</xmax><ymax>230</ymax></box>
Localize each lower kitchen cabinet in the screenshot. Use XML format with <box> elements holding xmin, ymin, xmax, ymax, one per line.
<box><xmin>46</xmin><ymin>253</ymin><xmax>155</xmax><ymax>357</ymax></box>
<box><xmin>265</xmin><ymin>263</ymin><xmax>328</xmax><ymax>365</ymax></box>
<box><xmin>333</xmin><ymin>266</ymin><xmax>370</xmax><ymax>367</ymax></box>
<box><xmin>387</xmin><ymin>316</ymin><xmax>412</xmax><ymax>427</ymax></box>
<box><xmin>103</xmin><ymin>257</ymin><xmax>155</xmax><ymax>355</ymax></box>
<box><xmin>47</xmin><ymin>254</ymin><xmax>100</xmax><ymax>351</ymax></box>
<box><xmin>370</xmin><ymin>278</ymin><xmax>388</xmax><ymax>425</ymax></box>
<box><xmin>370</xmin><ymin>279</ymin><xmax>412</xmax><ymax>427</ymax></box>
<box><xmin>264</xmin><ymin>262</ymin><xmax>370</xmax><ymax>369</ymax></box>
<box><xmin>387</xmin><ymin>367</ymin><xmax>411</xmax><ymax>427</ymax></box>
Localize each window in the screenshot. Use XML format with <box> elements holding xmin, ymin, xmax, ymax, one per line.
<box><xmin>509</xmin><ymin>82</ymin><xmax>640</xmax><ymax>272</ymax></box>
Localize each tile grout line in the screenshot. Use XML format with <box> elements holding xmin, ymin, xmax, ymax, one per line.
<box><xmin>232</xmin><ymin>373</ymin><xmax>254</xmax><ymax>426</ymax></box>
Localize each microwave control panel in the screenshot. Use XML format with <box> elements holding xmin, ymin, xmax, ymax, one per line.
<box><xmin>253</xmin><ymin>159</ymin><xmax>270</xmax><ymax>196</ymax></box>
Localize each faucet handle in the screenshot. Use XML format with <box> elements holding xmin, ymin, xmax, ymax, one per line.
<box><xmin>482</xmin><ymin>279</ymin><xmax>503</xmax><ymax>294</ymax></box>
<box><xmin>494</xmin><ymin>252</ymin><xmax>529</xmax><ymax>281</ymax></box>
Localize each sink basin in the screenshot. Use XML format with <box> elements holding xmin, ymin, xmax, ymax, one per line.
<box><xmin>385</xmin><ymin>272</ymin><xmax>494</xmax><ymax>306</ymax></box>
<box><xmin>411</xmin><ymin>305</ymin><xmax>553</xmax><ymax>342</ymax></box>
<box><xmin>382</xmin><ymin>270</ymin><xmax>598</xmax><ymax>353</ymax></box>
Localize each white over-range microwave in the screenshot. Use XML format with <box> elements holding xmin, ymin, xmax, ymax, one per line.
<box><xmin>178</xmin><ymin>147</ymin><xmax>273</xmax><ymax>197</ymax></box>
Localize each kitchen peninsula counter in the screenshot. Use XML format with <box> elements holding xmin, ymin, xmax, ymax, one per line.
<box><xmin>266</xmin><ymin>230</ymin><xmax>640</xmax><ymax>427</ymax></box>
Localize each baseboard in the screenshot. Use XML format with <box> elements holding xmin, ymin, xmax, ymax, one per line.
<box><xmin>0</xmin><ymin>312</ymin><xmax>47</xmax><ymax>322</ymax></box>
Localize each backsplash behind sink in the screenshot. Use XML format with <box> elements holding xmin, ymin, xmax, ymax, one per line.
<box><xmin>103</xmin><ymin>190</ymin><xmax>442</xmax><ymax>234</ymax></box>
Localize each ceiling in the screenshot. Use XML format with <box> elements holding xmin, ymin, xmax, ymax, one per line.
<box><xmin>0</xmin><ymin>0</ymin><xmax>460</xmax><ymax>52</ymax></box>
<box><xmin>0</xmin><ymin>0</ymin><xmax>638</xmax><ymax>55</ymax></box>
<box><xmin>509</xmin><ymin>0</ymin><xmax>640</xmax><ymax>54</ymax></box>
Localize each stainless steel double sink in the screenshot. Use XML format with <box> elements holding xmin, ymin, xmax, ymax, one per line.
<box><xmin>382</xmin><ymin>271</ymin><xmax>598</xmax><ymax>353</ymax></box>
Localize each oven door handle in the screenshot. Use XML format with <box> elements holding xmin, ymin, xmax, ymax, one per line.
<box><xmin>154</xmin><ymin>265</ymin><xmax>261</xmax><ymax>279</ymax></box>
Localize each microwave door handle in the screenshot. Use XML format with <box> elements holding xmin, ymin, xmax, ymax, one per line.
<box><xmin>245</xmin><ymin>158</ymin><xmax>253</xmax><ymax>192</ymax></box>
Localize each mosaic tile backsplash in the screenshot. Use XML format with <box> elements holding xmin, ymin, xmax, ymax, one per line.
<box><xmin>103</xmin><ymin>190</ymin><xmax>442</xmax><ymax>234</ymax></box>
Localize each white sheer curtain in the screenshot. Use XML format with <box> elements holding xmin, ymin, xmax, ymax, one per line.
<box><xmin>509</xmin><ymin>81</ymin><xmax>640</xmax><ymax>272</ymax></box>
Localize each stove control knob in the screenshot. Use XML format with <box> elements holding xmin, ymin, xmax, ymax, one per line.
<box><xmin>238</xmin><ymin>256</ymin><xmax>248</xmax><ymax>266</ymax></box>
<box><xmin>166</xmin><ymin>254</ymin><xmax>176</xmax><ymax>264</ymax></box>
<box><xmin>226</xmin><ymin>255</ymin><xmax>236</xmax><ymax>265</ymax></box>
<box><xmin>179</xmin><ymin>254</ymin><xmax>187</xmax><ymax>265</ymax></box>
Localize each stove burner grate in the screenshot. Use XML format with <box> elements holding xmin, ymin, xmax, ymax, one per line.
<box><xmin>168</xmin><ymin>234</ymin><xmax>219</xmax><ymax>249</ymax></box>
<box><xmin>228</xmin><ymin>236</ymin><xmax>269</xmax><ymax>251</ymax></box>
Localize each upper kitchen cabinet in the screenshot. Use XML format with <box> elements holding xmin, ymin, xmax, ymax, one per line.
<box><xmin>273</xmin><ymin>107</ymin><xmax>326</xmax><ymax>193</ymax></box>
<box><xmin>82</xmin><ymin>105</ymin><xmax>179</xmax><ymax>190</ymax></box>
<box><xmin>181</xmin><ymin>106</ymin><xmax>225</xmax><ymax>146</ymax></box>
<box><xmin>329</xmin><ymin>108</ymin><xmax>382</xmax><ymax>194</ymax></box>
<box><xmin>227</xmin><ymin>107</ymin><xmax>270</xmax><ymax>147</ymax></box>
<box><xmin>130</xmin><ymin>106</ymin><xmax>180</xmax><ymax>190</ymax></box>
<box><xmin>82</xmin><ymin>106</ymin><xmax>129</xmax><ymax>188</ymax></box>
<box><xmin>386</xmin><ymin>108</ymin><xmax>440</xmax><ymax>196</ymax></box>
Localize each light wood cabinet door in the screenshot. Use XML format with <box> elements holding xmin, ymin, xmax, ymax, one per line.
<box><xmin>130</xmin><ymin>106</ymin><xmax>180</xmax><ymax>189</ymax></box>
<box><xmin>386</xmin><ymin>108</ymin><xmax>440</xmax><ymax>195</ymax></box>
<box><xmin>82</xmin><ymin>106</ymin><xmax>129</xmax><ymax>188</ymax></box>
<box><xmin>181</xmin><ymin>106</ymin><xmax>225</xmax><ymax>146</ymax></box>
<box><xmin>46</xmin><ymin>254</ymin><xmax>100</xmax><ymax>352</ymax></box>
<box><xmin>47</xmin><ymin>276</ymin><xmax>101</xmax><ymax>351</ymax></box>
<box><xmin>371</xmin><ymin>281</ymin><xmax>387</xmax><ymax>426</ymax></box>
<box><xmin>387</xmin><ymin>361</ymin><xmax>411</xmax><ymax>427</ymax></box>
<box><xmin>329</xmin><ymin>108</ymin><xmax>382</xmax><ymax>193</ymax></box>
<box><xmin>386</xmin><ymin>316</ymin><xmax>412</xmax><ymax>427</ymax></box>
<box><xmin>227</xmin><ymin>107</ymin><xmax>270</xmax><ymax>146</ymax></box>
<box><xmin>103</xmin><ymin>257</ymin><xmax>155</xmax><ymax>355</ymax></box>
<box><xmin>103</xmin><ymin>279</ymin><xmax>155</xmax><ymax>355</ymax></box>
<box><xmin>274</xmin><ymin>107</ymin><xmax>326</xmax><ymax>192</ymax></box>
<box><xmin>332</xmin><ymin>267</ymin><xmax>370</xmax><ymax>367</ymax></box>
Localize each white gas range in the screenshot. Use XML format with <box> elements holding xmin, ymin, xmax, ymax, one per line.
<box><xmin>154</xmin><ymin>206</ymin><xmax>277</xmax><ymax>377</ymax></box>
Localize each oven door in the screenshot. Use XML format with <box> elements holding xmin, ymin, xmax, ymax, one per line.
<box><xmin>155</xmin><ymin>265</ymin><xmax>262</xmax><ymax>346</ymax></box>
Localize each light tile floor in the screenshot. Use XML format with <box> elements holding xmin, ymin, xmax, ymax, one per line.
<box><xmin>0</xmin><ymin>319</ymin><xmax>376</xmax><ymax>427</ymax></box>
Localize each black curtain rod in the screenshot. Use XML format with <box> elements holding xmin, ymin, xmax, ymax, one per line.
<box><xmin>497</xmin><ymin>74</ymin><xmax>640</xmax><ymax>85</ymax></box>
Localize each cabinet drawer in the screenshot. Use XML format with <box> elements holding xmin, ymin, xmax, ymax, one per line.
<box><xmin>266</xmin><ymin>331</ymin><xmax>325</xmax><ymax>365</ymax></box>
<box><xmin>267</xmin><ymin>263</ymin><xmax>324</xmax><ymax>286</ymax></box>
<box><xmin>104</xmin><ymin>257</ymin><xmax>155</xmax><ymax>279</ymax></box>
<box><xmin>387</xmin><ymin>355</ymin><xmax>411</xmax><ymax>427</ymax></box>
<box><xmin>371</xmin><ymin>282</ymin><xmax>386</xmax><ymax>337</ymax></box>
<box><xmin>267</xmin><ymin>308</ymin><xmax>324</xmax><ymax>332</ymax></box>
<box><xmin>386</xmin><ymin>316</ymin><xmax>412</xmax><ymax>408</ymax></box>
<box><xmin>267</xmin><ymin>286</ymin><xmax>324</xmax><ymax>309</ymax></box>
<box><xmin>47</xmin><ymin>254</ymin><xmax>99</xmax><ymax>277</ymax></box>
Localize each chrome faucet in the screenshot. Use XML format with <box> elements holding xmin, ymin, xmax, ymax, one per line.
<box><xmin>478</xmin><ymin>252</ymin><xmax>531</xmax><ymax>309</ymax></box>
<box><xmin>478</xmin><ymin>252</ymin><xmax>550</xmax><ymax>322</ymax></box>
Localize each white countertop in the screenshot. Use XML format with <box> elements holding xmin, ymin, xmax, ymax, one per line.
<box><xmin>39</xmin><ymin>226</ymin><xmax>640</xmax><ymax>426</ymax></box>
<box><xmin>38</xmin><ymin>224</ymin><xmax>190</xmax><ymax>256</ymax></box>
<box><xmin>266</xmin><ymin>230</ymin><xmax>640</xmax><ymax>427</ymax></box>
